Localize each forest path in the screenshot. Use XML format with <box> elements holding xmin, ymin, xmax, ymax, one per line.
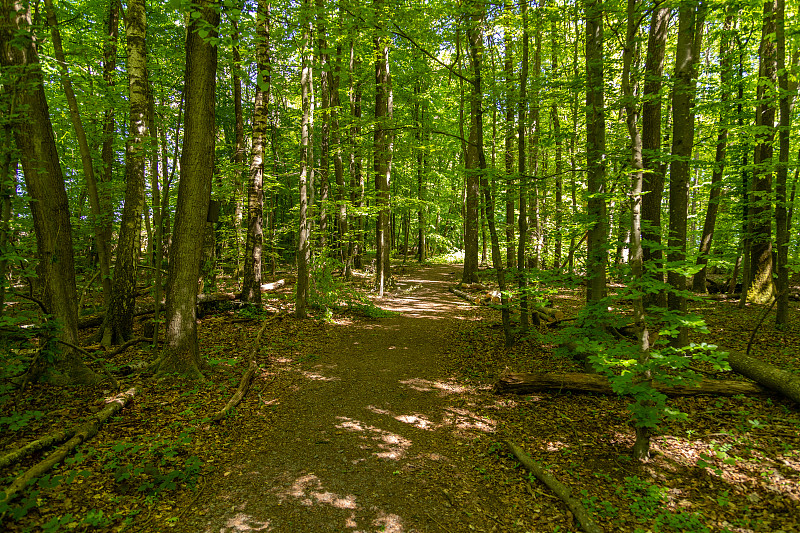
<box><xmin>185</xmin><ymin>264</ymin><xmax>506</xmax><ymax>533</ymax></box>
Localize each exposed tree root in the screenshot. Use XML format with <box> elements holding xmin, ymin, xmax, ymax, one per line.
<box><xmin>0</xmin><ymin>387</ymin><xmax>139</xmax><ymax>505</ymax></box>
<box><xmin>505</xmin><ymin>440</ymin><xmax>603</xmax><ymax>533</ymax></box>
<box><xmin>211</xmin><ymin>314</ymin><xmax>283</xmax><ymax>422</ymax></box>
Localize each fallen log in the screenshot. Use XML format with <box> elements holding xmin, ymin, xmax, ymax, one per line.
<box><xmin>260</xmin><ymin>279</ymin><xmax>286</xmax><ymax>291</ymax></box>
<box><xmin>493</xmin><ymin>371</ymin><xmax>771</xmax><ymax>397</ymax></box>
<box><xmin>211</xmin><ymin>314</ymin><xmax>282</xmax><ymax>422</ymax></box>
<box><xmin>0</xmin><ymin>427</ymin><xmax>76</xmax><ymax>470</ymax></box>
<box><xmin>448</xmin><ymin>286</ymin><xmax>478</xmax><ymax>304</ymax></box>
<box><xmin>78</xmin><ymin>293</ymin><xmax>236</xmax><ymax>329</ymax></box>
<box><xmin>0</xmin><ymin>387</ymin><xmax>138</xmax><ymax>505</ymax></box>
<box><xmin>726</xmin><ymin>349</ymin><xmax>800</xmax><ymax>405</ymax></box>
<box><xmin>505</xmin><ymin>440</ymin><xmax>603</xmax><ymax>533</ymax></box>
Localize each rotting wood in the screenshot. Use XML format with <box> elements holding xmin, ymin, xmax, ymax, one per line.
<box><xmin>505</xmin><ymin>440</ymin><xmax>603</xmax><ymax>533</ymax></box>
<box><xmin>448</xmin><ymin>286</ymin><xmax>477</xmax><ymax>304</ymax></box>
<box><xmin>212</xmin><ymin>314</ymin><xmax>283</xmax><ymax>422</ymax></box>
<box><xmin>494</xmin><ymin>371</ymin><xmax>771</xmax><ymax>397</ymax></box>
<box><xmin>0</xmin><ymin>427</ymin><xmax>77</xmax><ymax>470</ymax></box>
<box><xmin>0</xmin><ymin>387</ymin><xmax>138</xmax><ymax>505</ymax></box>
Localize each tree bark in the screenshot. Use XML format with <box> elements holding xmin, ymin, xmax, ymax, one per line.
<box><xmin>585</xmin><ymin>0</ymin><xmax>607</xmax><ymax>304</ymax></box>
<box><xmin>374</xmin><ymin>0</ymin><xmax>393</xmax><ymax>296</ymax></box>
<box><xmin>727</xmin><ymin>349</ymin><xmax>800</xmax><ymax>405</ymax></box>
<box><xmin>517</xmin><ymin>0</ymin><xmax>529</xmax><ymax>331</ymax></box>
<box><xmin>241</xmin><ymin>0</ymin><xmax>270</xmax><ymax>304</ymax></box>
<box><xmin>102</xmin><ymin>0</ymin><xmax>148</xmax><ymax>346</ymax></box>
<box><xmin>157</xmin><ymin>0</ymin><xmax>219</xmax><ymax>378</ymax></box>
<box><xmin>43</xmin><ymin>0</ymin><xmax>113</xmax><ymax>307</ymax></box>
<box><xmin>0</xmin><ymin>0</ymin><xmax>98</xmax><ymax>385</ymax></box>
<box><xmin>692</xmin><ymin>14</ymin><xmax>733</xmax><ymax>293</ymax></box>
<box><xmin>667</xmin><ymin>2</ymin><xmax>705</xmax><ymax>347</ymax></box>
<box><xmin>641</xmin><ymin>6</ymin><xmax>670</xmax><ymax>309</ymax></box>
<box><xmin>494</xmin><ymin>372</ymin><xmax>770</xmax><ymax>398</ymax></box>
<box><xmin>748</xmin><ymin>0</ymin><xmax>777</xmax><ymax>305</ymax></box>
<box><xmin>774</xmin><ymin>0</ymin><xmax>790</xmax><ymax>325</ymax></box>
<box><xmin>296</xmin><ymin>0</ymin><xmax>313</xmax><ymax>318</ymax></box>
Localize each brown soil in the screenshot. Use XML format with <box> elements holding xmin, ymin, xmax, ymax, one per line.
<box><xmin>181</xmin><ymin>264</ymin><xmax>506</xmax><ymax>532</ymax></box>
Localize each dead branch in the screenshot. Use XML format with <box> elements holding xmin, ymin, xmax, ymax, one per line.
<box><xmin>505</xmin><ymin>440</ymin><xmax>603</xmax><ymax>533</ymax></box>
<box><xmin>0</xmin><ymin>387</ymin><xmax>139</xmax><ymax>505</ymax></box>
<box><xmin>0</xmin><ymin>427</ymin><xmax>77</xmax><ymax>470</ymax></box>
<box><xmin>212</xmin><ymin>314</ymin><xmax>283</xmax><ymax>422</ymax></box>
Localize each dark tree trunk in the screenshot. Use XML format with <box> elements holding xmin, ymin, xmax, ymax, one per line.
<box><xmin>667</xmin><ymin>1</ymin><xmax>704</xmax><ymax>347</ymax></box>
<box><xmin>296</xmin><ymin>0</ymin><xmax>313</xmax><ymax>318</ymax></box>
<box><xmin>156</xmin><ymin>0</ymin><xmax>219</xmax><ymax>378</ymax></box>
<box><xmin>748</xmin><ymin>0</ymin><xmax>777</xmax><ymax>305</ymax></box>
<box><xmin>1</xmin><ymin>0</ymin><xmax>98</xmax><ymax>385</ymax></box>
<box><xmin>641</xmin><ymin>6</ymin><xmax>670</xmax><ymax>309</ymax></box>
<box><xmin>517</xmin><ymin>0</ymin><xmax>529</xmax><ymax>331</ymax></box>
<box><xmin>585</xmin><ymin>0</ymin><xmax>607</xmax><ymax>304</ymax></box>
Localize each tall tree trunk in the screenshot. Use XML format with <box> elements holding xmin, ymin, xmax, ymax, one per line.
<box><xmin>43</xmin><ymin>0</ymin><xmax>112</xmax><ymax>308</ymax></box>
<box><xmin>156</xmin><ymin>0</ymin><xmax>219</xmax><ymax>377</ymax></box>
<box><xmin>317</xmin><ymin>0</ymin><xmax>330</xmax><ymax>249</ymax></box>
<box><xmin>241</xmin><ymin>0</ymin><xmax>270</xmax><ymax>304</ymax></box>
<box><xmin>0</xmin><ymin>0</ymin><xmax>98</xmax><ymax>385</ymax></box>
<box><xmin>296</xmin><ymin>0</ymin><xmax>313</xmax><ymax>318</ymax></box>
<box><xmin>415</xmin><ymin>80</ymin><xmax>427</xmax><ymax>263</ymax></box>
<box><xmin>503</xmin><ymin>0</ymin><xmax>514</xmax><ymax>269</ymax></box>
<box><xmin>551</xmin><ymin>15</ymin><xmax>562</xmax><ymax>272</ymax></box>
<box><xmin>231</xmin><ymin>16</ymin><xmax>245</xmax><ymax>276</ymax></box>
<box><xmin>692</xmin><ymin>14</ymin><xmax>734</xmax><ymax>293</ymax></box>
<box><xmin>348</xmin><ymin>35</ymin><xmax>365</xmax><ymax>270</ymax></box>
<box><xmin>775</xmin><ymin>0</ymin><xmax>791</xmax><ymax>325</ymax></box>
<box><xmin>99</xmin><ymin>0</ymin><xmax>118</xmax><ymax>278</ymax></box>
<box><xmin>0</xmin><ymin>127</ymin><xmax>16</xmax><ymax>315</ymax></box>
<box><xmin>621</xmin><ymin>0</ymin><xmax>653</xmax><ymax>461</ymax></box>
<box><xmin>517</xmin><ymin>0</ymin><xmax>529</xmax><ymax>331</ymax></box>
<box><xmin>374</xmin><ymin>0</ymin><xmax>393</xmax><ymax>296</ymax></box>
<box><xmin>585</xmin><ymin>0</ymin><xmax>607</xmax><ymax>304</ymax></box>
<box><xmin>668</xmin><ymin>1</ymin><xmax>705</xmax><ymax>347</ymax></box>
<box><xmin>331</xmin><ymin>39</ymin><xmax>347</xmax><ymax>270</ymax></box>
<box><xmin>641</xmin><ymin>5</ymin><xmax>670</xmax><ymax>309</ymax></box>
<box><xmin>102</xmin><ymin>0</ymin><xmax>148</xmax><ymax>346</ymax></box>
<box><xmin>748</xmin><ymin>0</ymin><xmax>777</xmax><ymax>305</ymax></box>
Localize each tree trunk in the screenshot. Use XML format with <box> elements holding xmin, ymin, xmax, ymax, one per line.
<box><xmin>296</xmin><ymin>0</ymin><xmax>313</xmax><ymax>318</ymax></box>
<box><xmin>503</xmin><ymin>2</ymin><xmax>514</xmax><ymax>269</ymax></box>
<box><xmin>156</xmin><ymin>0</ymin><xmax>219</xmax><ymax>378</ymax></box>
<box><xmin>774</xmin><ymin>0</ymin><xmax>791</xmax><ymax>326</ymax></box>
<box><xmin>241</xmin><ymin>0</ymin><xmax>270</xmax><ymax>304</ymax></box>
<box><xmin>517</xmin><ymin>0</ymin><xmax>529</xmax><ymax>331</ymax></box>
<box><xmin>692</xmin><ymin>14</ymin><xmax>733</xmax><ymax>293</ymax></box>
<box><xmin>1</xmin><ymin>0</ymin><xmax>98</xmax><ymax>385</ymax></box>
<box><xmin>641</xmin><ymin>6</ymin><xmax>670</xmax><ymax>309</ymax></box>
<box><xmin>748</xmin><ymin>0</ymin><xmax>777</xmax><ymax>306</ymax></box>
<box><xmin>43</xmin><ymin>0</ymin><xmax>113</xmax><ymax>308</ymax></box>
<box><xmin>667</xmin><ymin>2</ymin><xmax>704</xmax><ymax>347</ymax></box>
<box><xmin>585</xmin><ymin>0</ymin><xmax>607</xmax><ymax>304</ymax></box>
<box><xmin>102</xmin><ymin>0</ymin><xmax>148</xmax><ymax>346</ymax></box>
<box><xmin>374</xmin><ymin>0</ymin><xmax>393</xmax><ymax>296</ymax></box>
<box><xmin>348</xmin><ymin>36</ymin><xmax>365</xmax><ymax>271</ymax></box>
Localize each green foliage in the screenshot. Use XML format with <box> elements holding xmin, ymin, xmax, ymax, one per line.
<box><xmin>308</xmin><ymin>254</ymin><xmax>396</xmax><ymax>319</ymax></box>
<box><xmin>0</xmin><ymin>409</ymin><xmax>44</xmax><ymax>431</ymax></box>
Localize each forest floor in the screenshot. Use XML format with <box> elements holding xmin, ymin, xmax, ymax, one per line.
<box><xmin>1</xmin><ymin>262</ymin><xmax>799</xmax><ymax>532</ymax></box>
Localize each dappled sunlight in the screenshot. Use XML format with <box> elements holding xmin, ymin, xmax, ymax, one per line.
<box><xmin>335</xmin><ymin>416</ymin><xmax>412</xmax><ymax>459</ymax></box>
<box><xmin>398</xmin><ymin>377</ymin><xmax>475</xmax><ymax>395</ymax></box>
<box><xmin>441</xmin><ymin>406</ymin><xmax>496</xmax><ymax>435</ymax></box>
<box><xmin>217</xmin><ymin>513</ymin><xmax>271</xmax><ymax>532</ymax></box>
<box><xmin>366</xmin><ymin>405</ymin><xmax>436</xmax><ymax>431</ymax></box>
<box><xmin>370</xmin><ymin>511</ymin><xmax>405</xmax><ymax>533</ymax></box>
<box><xmin>275</xmin><ymin>473</ymin><xmax>357</xmax><ymax>509</ymax></box>
<box><xmin>654</xmin><ymin>435</ymin><xmax>800</xmax><ymax>501</ymax></box>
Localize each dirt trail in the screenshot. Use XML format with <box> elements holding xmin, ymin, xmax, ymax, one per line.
<box><xmin>186</xmin><ymin>264</ymin><xmax>503</xmax><ymax>533</ymax></box>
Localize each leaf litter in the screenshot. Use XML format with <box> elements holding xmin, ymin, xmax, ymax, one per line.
<box><xmin>0</xmin><ymin>263</ymin><xmax>798</xmax><ymax>532</ymax></box>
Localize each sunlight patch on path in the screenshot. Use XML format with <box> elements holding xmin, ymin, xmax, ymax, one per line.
<box><xmin>215</xmin><ymin>513</ymin><xmax>271</xmax><ymax>532</ymax></box>
<box><xmin>398</xmin><ymin>377</ymin><xmax>475</xmax><ymax>395</ymax></box>
<box><xmin>335</xmin><ymin>416</ymin><xmax>412</xmax><ymax>459</ymax></box>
